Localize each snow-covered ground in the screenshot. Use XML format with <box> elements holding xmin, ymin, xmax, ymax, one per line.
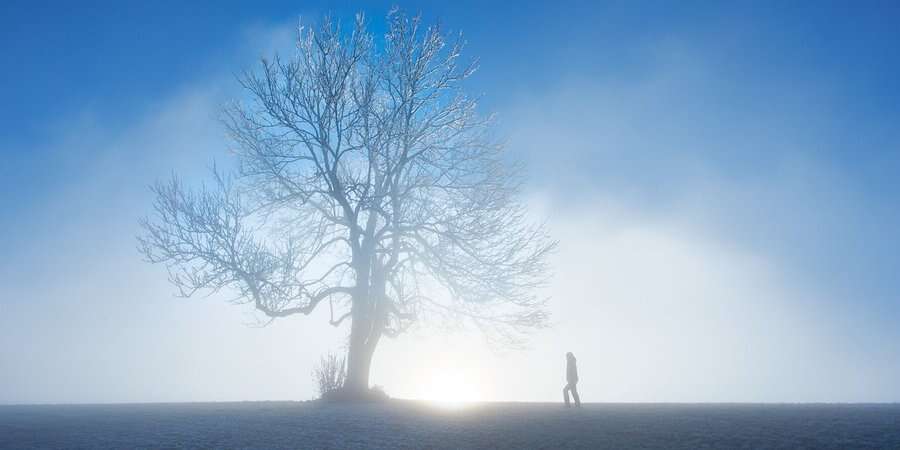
<box><xmin>2</xmin><ymin>401</ymin><xmax>899</xmax><ymax>449</ymax></box>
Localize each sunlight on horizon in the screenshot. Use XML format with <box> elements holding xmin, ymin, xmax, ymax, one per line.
<box><xmin>413</xmin><ymin>367</ymin><xmax>487</xmax><ymax>407</ymax></box>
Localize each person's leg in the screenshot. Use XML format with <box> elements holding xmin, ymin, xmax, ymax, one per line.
<box><xmin>571</xmin><ymin>383</ymin><xmax>581</xmax><ymax>407</ymax></box>
<box><xmin>563</xmin><ymin>384</ymin><xmax>571</xmax><ymax>407</ymax></box>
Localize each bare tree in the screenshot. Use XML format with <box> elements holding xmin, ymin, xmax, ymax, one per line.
<box><xmin>139</xmin><ymin>10</ymin><xmax>556</xmax><ymax>393</ymax></box>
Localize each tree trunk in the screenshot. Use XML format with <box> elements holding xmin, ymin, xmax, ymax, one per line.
<box><xmin>343</xmin><ymin>253</ymin><xmax>386</xmax><ymax>394</ymax></box>
<box><xmin>345</xmin><ymin>318</ymin><xmax>376</xmax><ymax>392</ymax></box>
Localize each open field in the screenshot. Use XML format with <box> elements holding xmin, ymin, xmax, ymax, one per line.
<box><xmin>2</xmin><ymin>401</ymin><xmax>899</xmax><ymax>449</ymax></box>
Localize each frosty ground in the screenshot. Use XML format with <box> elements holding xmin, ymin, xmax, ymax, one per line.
<box><xmin>2</xmin><ymin>401</ymin><xmax>899</xmax><ymax>449</ymax></box>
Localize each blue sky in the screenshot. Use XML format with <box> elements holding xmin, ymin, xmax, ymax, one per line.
<box><xmin>2</xmin><ymin>1</ymin><xmax>900</xmax><ymax>403</ymax></box>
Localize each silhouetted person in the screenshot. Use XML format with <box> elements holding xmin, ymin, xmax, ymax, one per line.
<box><xmin>563</xmin><ymin>352</ymin><xmax>581</xmax><ymax>407</ymax></box>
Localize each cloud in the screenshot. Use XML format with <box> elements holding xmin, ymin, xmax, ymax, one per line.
<box><xmin>461</xmin><ymin>44</ymin><xmax>900</xmax><ymax>401</ymax></box>
<box><xmin>3</xmin><ymin>21</ymin><xmax>899</xmax><ymax>404</ymax></box>
<box><xmin>0</xmin><ymin>22</ymin><xmax>345</xmax><ymax>404</ymax></box>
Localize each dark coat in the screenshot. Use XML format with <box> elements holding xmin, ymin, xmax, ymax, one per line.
<box><xmin>566</xmin><ymin>355</ymin><xmax>578</xmax><ymax>384</ymax></box>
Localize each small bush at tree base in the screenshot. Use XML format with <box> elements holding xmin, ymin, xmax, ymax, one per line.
<box><xmin>313</xmin><ymin>353</ymin><xmax>346</xmax><ymax>399</ymax></box>
<box><xmin>313</xmin><ymin>353</ymin><xmax>390</xmax><ymax>402</ymax></box>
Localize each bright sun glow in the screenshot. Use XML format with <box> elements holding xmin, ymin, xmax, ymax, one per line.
<box><xmin>417</xmin><ymin>368</ymin><xmax>485</xmax><ymax>408</ymax></box>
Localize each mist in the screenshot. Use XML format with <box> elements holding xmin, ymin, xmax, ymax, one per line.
<box><xmin>3</xmin><ymin>3</ymin><xmax>900</xmax><ymax>406</ymax></box>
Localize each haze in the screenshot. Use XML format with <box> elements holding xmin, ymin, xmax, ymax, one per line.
<box><xmin>2</xmin><ymin>1</ymin><xmax>899</xmax><ymax>404</ymax></box>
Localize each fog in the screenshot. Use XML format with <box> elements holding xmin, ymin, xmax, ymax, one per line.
<box><xmin>3</xmin><ymin>9</ymin><xmax>900</xmax><ymax>404</ymax></box>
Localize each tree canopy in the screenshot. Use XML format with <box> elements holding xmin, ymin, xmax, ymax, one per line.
<box><xmin>139</xmin><ymin>10</ymin><xmax>556</xmax><ymax>391</ymax></box>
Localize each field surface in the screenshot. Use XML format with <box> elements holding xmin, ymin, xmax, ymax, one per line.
<box><xmin>2</xmin><ymin>401</ymin><xmax>899</xmax><ymax>449</ymax></box>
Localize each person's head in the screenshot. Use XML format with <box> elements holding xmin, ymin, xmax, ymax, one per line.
<box><xmin>566</xmin><ymin>352</ymin><xmax>574</xmax><ymax>360</ymax></box>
